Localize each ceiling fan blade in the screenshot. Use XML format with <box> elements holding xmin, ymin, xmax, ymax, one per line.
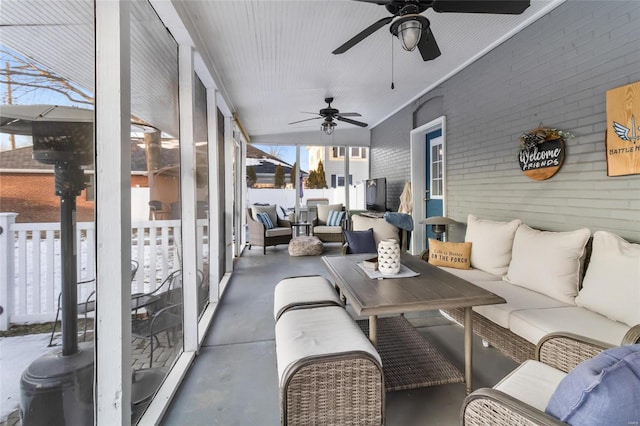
<box><xmin>337</xmin><ymin>112</ymin><xmax>362</xmax><ymax>117</ymax></box>
<box><xmin>288</xmin><ymin>117</ymin><xmax>323</xmax><ymax>125</ymax></box>
<box><xmin>417</xmin><ymin>29</ymin><xmax>441</xmax><ymax>61</ymax></box>
<box><xmin>432</xmin><ymin>1</ymin><xmax>530</xmax><ymax>14</ymax></box>
<box><xmin>352</xmin><ymin>0</ymin><xmax>391</xmax><ymax>4</ymax></box>
<box><xmin>332</xmin><ymin>16</ymin><xmax>393</xmax><ymax>54</ymax></box>
<box><xmin>336</xmin><ymin>116</ymin><xmax>368</xmax><ymax>128</ymax></box>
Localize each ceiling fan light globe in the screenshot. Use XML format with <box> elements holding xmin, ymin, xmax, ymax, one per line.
<box><xmin>398</xmin><ymin>19</ymin><xmax>422</xmax><ymax>51</ymax></box>
<box><xmin>321</xmin><ymin>121</ymin><xmax>336</xmax><ymax>135</ymax></box>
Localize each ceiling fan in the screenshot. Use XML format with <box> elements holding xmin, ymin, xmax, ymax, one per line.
<box><xmin>333</xmin><ymin>0</ymin><xmax>531</xmax><ymax>61</ymax></box>
<box><xmin>288</xmin><ymin>97</ymin><xmax>368</xmax><ymax>135</ymax></box>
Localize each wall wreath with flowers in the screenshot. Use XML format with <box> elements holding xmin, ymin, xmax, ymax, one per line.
<box><xmin>518</xmin><ymin>125</ymin><xmax>573</xmax><ymax>180</ymax></box>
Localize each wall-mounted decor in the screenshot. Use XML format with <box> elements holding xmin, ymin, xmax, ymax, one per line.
<box><xmin>518</xmin><ymin>125</ymin><xmax>571</xmax><ymax>181</ymax></box>
<box><xmin>606</xmin><ymin>81</ymin><xmax>640</xmax><ymax>176</ymax></box>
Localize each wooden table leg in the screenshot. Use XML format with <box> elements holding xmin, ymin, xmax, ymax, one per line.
<box><xmin>369</xmin><ymin>315</ymin><xmax>378</xmax><ymax>347</ymax></box>
<box><xmin>464</xmin><ymin>307</ymin><xmax>473</xmax><ymax>395</ymax></box>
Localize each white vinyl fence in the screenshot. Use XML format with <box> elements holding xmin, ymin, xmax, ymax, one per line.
<box><xmin>0</xmin><ymin>212</ymin><xmax>197</xmax><ymax>330</ymax></box>
<box><xmin>247</xmin><ymin>184</ymin><xmax>366</xmax><ymax>211</ymax></box>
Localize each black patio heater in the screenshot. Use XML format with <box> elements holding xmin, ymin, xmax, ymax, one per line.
<box><xmin>18</xmin><ymin>117</ymin><xmax>95</xmax><ymax>426</ymax></box>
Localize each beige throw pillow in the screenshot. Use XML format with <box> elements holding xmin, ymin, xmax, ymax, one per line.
<box><xmin>428</xmin><ymin>239</ymin><xmax>472</xmax><ymax>269</ymax></box>
<box><xmin>504</xmin><ymin>225</ymin><xmax>591</xmax><ymax>304</ymax></box>
<box><xmin>575</xmin><ymin>231</ymin><xmax>640</xmax><ymax>327</ymax></box>
<box><xmin>351</xmin><ymin>214</ymin><xmax>399</xmax><ymax>246</ymax></box>
<box><xmin>464</xmin><ymin>214</ymin><xmax>521</xmax><ymax>276</ymax></box>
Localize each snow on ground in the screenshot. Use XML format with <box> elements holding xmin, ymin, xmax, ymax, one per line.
<box><xmin>0</xmin><ymin>333</ymin><xmax>53</xmax><ymax>421</ymax></box>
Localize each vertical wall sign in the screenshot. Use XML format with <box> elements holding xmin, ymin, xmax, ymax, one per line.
<box><xmin>606</xmin><ymin>81</ymin><xmax>640</xmax><ymax>176</ymax></box>
<box><xmin>518</xmin><ymin>125</ymin><xmax>570</xmax><ymax>181</ymax></box>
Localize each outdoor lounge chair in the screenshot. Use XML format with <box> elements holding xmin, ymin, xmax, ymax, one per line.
<box><xmin>311</xmin><ymin>203</ymin><xmax>346</xmax><ymax>243</ymax></box>
<box><xmin>461</xmin><ymin>332</ymin><xmax>640</xmax><ymax>425</ymax></box>
<box><xmin>246</xmin><ymin>205</ymin><xmax>293</xmax><ymax>254</ymax></box>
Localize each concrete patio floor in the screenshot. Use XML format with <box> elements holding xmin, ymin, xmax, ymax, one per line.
<box><xmin>1</xmin><ymin>243</ymin><xmax>520</xmax><ymax>425</ymax></box>
<box><xmin>161</xmin><ymin>243</ymin><xmax>519</xmax><ymax>425</ymax></box>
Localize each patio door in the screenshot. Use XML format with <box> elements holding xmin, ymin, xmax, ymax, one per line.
<box><xmin>425</xmin><ymin>129</ymin><xmax>444</xmax><ymax>244</ymax></box>
<box><xmin>410</xmin><ymin>116</ymin><xmax>446</xmax><ymax>254</ymax></box>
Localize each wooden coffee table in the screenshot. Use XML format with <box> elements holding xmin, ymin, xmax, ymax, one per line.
<box><xmin>322</xmin><ymin>253</ymin><xmax>505</xmax><ymax>394</ymax></box>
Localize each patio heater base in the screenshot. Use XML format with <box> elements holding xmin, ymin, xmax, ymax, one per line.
<box><xmin>20</xmin><ymin>342</ymin><xmax>94</xmax><ymax>426</ymax></box>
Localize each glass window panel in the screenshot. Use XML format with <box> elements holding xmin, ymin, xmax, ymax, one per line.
<box><xmin>194</xmin><ymin>74</ymin><xmax>209</xmax><ymax>318</ymax></box>
<box><xmin>130</xmin><ymin>1</ymin><xmax>180</xmax><ymax>422</ymax></box>
<box><xmin>0</xmin><ymin>1</ymin><xmax>96</xmax><ymax>424</ymax></box>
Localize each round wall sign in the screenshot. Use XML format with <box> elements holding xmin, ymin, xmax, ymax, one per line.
<box><xmin>518</xmin><ymin>136</ymin><xmax>566</xmax><ymax>180</ymax></box>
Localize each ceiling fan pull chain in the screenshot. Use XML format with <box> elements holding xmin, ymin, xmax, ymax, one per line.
<box><xmin>391</xmin><ymin>35</ymin><xmax>395</xmax><ymax>90</ymax></box>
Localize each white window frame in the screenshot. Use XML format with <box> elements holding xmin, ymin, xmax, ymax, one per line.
<box><xmin>429</xmin><ymin>136</ymin><xmax>444</xmax><ymax>200</ymax></box>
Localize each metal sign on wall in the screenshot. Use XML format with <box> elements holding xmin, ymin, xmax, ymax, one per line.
<box><xmin>606</xmin><ymin>81</ymin><xmax>640</xmax><ymax>176</ymax></box>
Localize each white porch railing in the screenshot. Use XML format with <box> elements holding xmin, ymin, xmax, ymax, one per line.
<box><xmin>0</xmin><ymin>212</ymin><xmax>194</xmax><ymax>330</ymax></box>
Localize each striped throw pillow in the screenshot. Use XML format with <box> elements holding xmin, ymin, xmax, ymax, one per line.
<box><xmin>327</xmin><ymin>210</ymin><xmax>345</xmax><ymax>226</ymax></box>
<box><xmin>256</xmin><ymin>212</ymin><xmax>274</xmax><ymax>229</ymax></box>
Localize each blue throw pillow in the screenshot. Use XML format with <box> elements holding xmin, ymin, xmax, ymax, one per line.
<box><xmin>344</xmin><ymin>228</ymin><xmax>377</xmax><ymax>254</ymax></box>
<box><xmin>545</xmin><ymin>344</ymin><xmax>640</xmax><ymax>425</ymax></box>
<box><xmin>327</xmin><ymin>210</ymin><xmax>345</xmax><ymax>226</ymax></box>
<box><xmin>256</xmin><ymin>212</ymin><xmax>274</xmax><ymax>229</ymax></box>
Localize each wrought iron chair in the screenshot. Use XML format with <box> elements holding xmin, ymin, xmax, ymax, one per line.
<box><xmin>48</xmin><ymin>260</ymin><xmax>140</xmax><ymax>347</ymax></box>
<box><xmin>131</xmin><ymin>270</ymin><xmax>204</xmax><ymax>366</ymax></box>
<box><xmin>48</xmin><ymin>278</ymin><xmax>96</xmax><ymax>347</ymax></box>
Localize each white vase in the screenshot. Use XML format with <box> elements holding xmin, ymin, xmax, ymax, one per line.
<box><xmin>377</xmin><ymin>239</ymin><xmax>401</xmax><ymax>276</ymax></box>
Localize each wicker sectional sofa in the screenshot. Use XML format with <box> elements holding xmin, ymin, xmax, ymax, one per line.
<box><xmin>438</xmin><ymin>215</ymin><xmax>640</xmax><ymax>363</ymax></box>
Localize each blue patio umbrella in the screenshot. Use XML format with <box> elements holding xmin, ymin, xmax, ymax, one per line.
<box><xmin>299</xmin><ymin>173</ymin><xmax>304</xmax><ymax>199</ymax></box>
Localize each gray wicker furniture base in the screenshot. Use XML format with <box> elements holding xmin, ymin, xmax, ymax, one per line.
<box><xmin>287</xmin><ymin>236</ymin><xmax>323</xmax><ymax>257</ymax></box>
<box><xmin>275</xmin><ymin>306</ymin><xmax>384</xmax><ymax>426</ymax></box>
<box><xmin>443</xmin><ymin>300</ymin><xmax>640</xmax><ymax>365</ymax></box>
<box><xmin>357</xmin><ymin>316</ymin><xmax>463</xmax><ymax>391</ymax></box>
<box><xmin>443</xmin><ymin>307</ymin><xmax>536</xmax><ymax>363</ymax></box>
<box><xmin>461</xmin><ymin>332</ymin><xmax>614</xmax><ymax>426</ymax></box>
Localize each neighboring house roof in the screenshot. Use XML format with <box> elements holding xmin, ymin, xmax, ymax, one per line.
<box><xmin>0</xmin><ymin>146</ymin><xmax>52</xmax><ymax>171</ymax></box>
<box><xmin>246</xmin><ymin>144</ymin><xmax>307</xmax><ymax>176</ymax></box>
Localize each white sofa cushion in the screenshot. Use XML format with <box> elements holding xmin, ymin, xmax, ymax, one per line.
<box><xmin>273</xmin><ymin>275</ymin><xmax>340</xmax><ymax>320</ymax></box>
<box><xmin>509</xmin><ymin>306</ymin><xmax>631</xmax><ymax>347</ymax></box>
<box><xmin>265</xmin><ymin>227</ymin><xmax>292</xmax><ymax>237</ymax></box>
<box><xmin>438</xmin><ymin>266</ymin><xmax>501</xmax><ymax>282</ymax></box>
<box><xmin>439</xmin><ymin>266</ymin><xmax>570</xmax><ymax>328</ymax></box>
<box><xmin>470</xmin><ymin>280</ymin><xmax>571</xmax><ymax>328</ymax></box>
<box><xmin>351</xmin><ymin>214</ymin><xmax>399</xmax><ymax>246</ymax></box>
<box><xmin>275</xmin><ymin>306</ymin><xmax>381</xmax><ymax>386</ymax></box>
<box><xmin>504</xmin><ymin>225</ymin><xmax>590</xmax><ymax>304</ymax></box>
<box><xmin>494</xmin><ymin>360</ymin><xmax>566</xmax><ymax>412</ymax></box>
<box><xmin>313</xmin><ymin>225</ymin><xmax>342</xmax><ymax>234</ymax></box>
<box><xmin>575</xmin><ymin>231</ymin><xmax>640</xmax><ymax>327</ymax></box>
<box><xmin>464</xmin><ymin>215</ymin><xmax>521</xmax><ymax>276</ymax></box>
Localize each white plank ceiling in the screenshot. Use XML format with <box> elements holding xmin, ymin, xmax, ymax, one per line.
<box><xmin>0</xmin><ymin>0</ymin><xmax>564</xmax><ymax>140</ymax></box>
<box><xmin>179</xmin><ymin>0</ymin><xmax>563</xmax><ymax>138</ymax></box>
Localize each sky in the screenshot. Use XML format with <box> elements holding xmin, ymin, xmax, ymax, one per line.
<box><xmin>1</xmin><ymin>44</ymin><xmax>92</xmax><ymax>151</ymax></box>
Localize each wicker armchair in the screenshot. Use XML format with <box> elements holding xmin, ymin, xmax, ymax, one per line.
<box><xmin>461</xmin><ymin>332</ymin><xmax>614</xmax><ymax>426</ymax></box>
<box><xmin>311</xmin><ymin>203</ymin><xmax>346</xmax><ymax>243</ymax></box>
<box><xmin>247</xmin><ymin>206</ymin><xmax>293</xmax><ymax>254</ymax></box>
